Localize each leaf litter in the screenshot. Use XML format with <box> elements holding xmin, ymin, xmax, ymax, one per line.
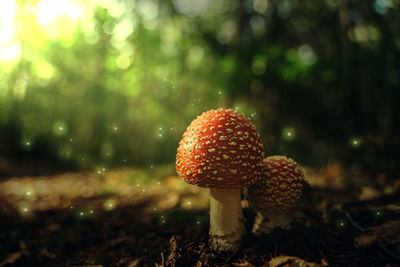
<box><xmin>0</xmin><ymin>165</ymin><xmax>399</xmax><ymax>266</ymax></box>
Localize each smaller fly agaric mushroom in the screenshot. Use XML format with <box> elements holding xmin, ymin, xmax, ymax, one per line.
<box><xmin>247</xmin><ymin>155</ymin><xmax>305</xmax><ymax>235</ymax></box>
<box><xmin>176</xmin><ymin>109</ymin><xmax>264</xmax><ymax>251</ymax></box>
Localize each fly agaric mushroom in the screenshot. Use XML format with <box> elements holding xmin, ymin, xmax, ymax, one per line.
<box><xmin>176</xmin><ymin>109</ymin><xmax>264</xmax><ymax>251</ymax></box>
<box><xmin>248</xmin><ymin>155</ymin><xmax>305</xmax><ymax>235</ymax></box>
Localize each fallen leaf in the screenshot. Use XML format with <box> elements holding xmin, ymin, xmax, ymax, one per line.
<box><xmin>358</xmin><ymin>186</ymin><xmax>381</xmax><ymax>201</ymax></box>
<box><xmin>38</xmin><ymin>224</ymin><xmax>61</xmax><ymax>235</ymax></box>
<box><xmin>306</xmin><ymin>164</ymin><xmax>344</xmax><ymax>189</ymax></box>
<box><xmin>354</xmin><ymin>231</ymin><xmax>377</xmax><ymax>249</ymax></box>
<box><xmin>0</xmin><ymin>252</ymin><xmax>22</xmax><ymax>267</ymax></box>
<box><xmin>370</xmin><ymin>220</ymin><xmax>400</xmax><ymax>245</ymax></box>
<box><xmin>268</xmin><ymin>255</ymin><xmax>322</xmax><ymax>267</ymax></box>
<box><xmin>158</xmin><ymin>192</ymin><xmax>180</xmax><ymax>211</ymax></box>
<box><xmin>128</xmin><ymin>258</ymin><xmax>142</xmax><ymax>267</ymax></box>
<box><xmin>164</xmin><ymin>176</ymin><xmax>183</xmax><ymax>189</ymax></box>
<box><xmin>232</xmin><ymin>260</ymin><xmax>255</xmax><ymax>267</ymax></box>
<box><xmin>39</xmin><ymin>248</ymin><xmax>56</xmax><ymax>259</ymax></box>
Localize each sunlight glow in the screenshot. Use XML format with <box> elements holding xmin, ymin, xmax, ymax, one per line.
<box><xmin>0</xmin><ymin>26</ymin><xmax>15</xmax><ymax>45</ymax></box>
<box><xmin>0</xmin><ymin>0</ymin><xmax>20</xmax><ymax>62</ymax></box>
<box><xmin>35</xmin><ymin>0</ymin><xmax>83</xmax><ymax>26</ymax></box>
<box><xmin>0</xmin><ymin>43</ymin><xmax>21</xmax><ymax>62</ymax></box>
<box><xmin>0</xmin><ymin>0</ymin><xmax>16</xmax><ymax>44</ymax></box>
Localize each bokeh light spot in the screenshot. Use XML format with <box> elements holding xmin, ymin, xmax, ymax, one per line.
<box><xmin>173</xmin><ymin>0</ymin><xmax>210</xmax><ymax>17</ymax></box>
<box><xmin>104</xmin><ymin>199</ymin><xmax>116</xmax><ymax>211</ymax></box>
<box><xmin>34</xmin><ymin>61</ymin><xmax>56</xmax><ymax>80</ymax></box>
<box><xmin>116</xmin><ymin>54</ymin><xmax>131</xmax><ymax>70</ymax></box>
<box><xmin>298</xmin><ymin>44</ymin><xmax>317</xmax><ymax>66</ymax></box>
<box><xmin>282</xmin><ymin>126</ymin><xmax>296</xmax><ymax>141</ymax></box>
<box><xmin>253</xmin><ymin>0</ymin><xmax>269</xmax><ymax>14</ymax></box>
<box><xmin>349</xmin><ymin>137</ymin><xmax>362</xmax><ymax>148</ymax></box>
<box><xmin>53</xmin><ymin>121</ymin><xmax>67</xmax><ymax>135</ymax></box>
<box><xmin>252</xmin><ymin>56</ymin><xmax>266</xmax><ymax>75</ymax></box>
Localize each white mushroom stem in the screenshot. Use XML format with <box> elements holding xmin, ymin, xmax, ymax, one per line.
<box><xmin>252</xmin><ymin>210</ymin><xmax>294</xmax><ymax>235</ymax></box>
<box><xmin>209</xmin><ymin>188</ymin><xmax>245</xmax><ymax>251</ymax></box>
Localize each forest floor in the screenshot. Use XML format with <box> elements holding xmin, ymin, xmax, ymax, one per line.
<box><xmin>0</xmin><ymin>162</ymin><xmax>399</xmax><ymax>267</ymax></box>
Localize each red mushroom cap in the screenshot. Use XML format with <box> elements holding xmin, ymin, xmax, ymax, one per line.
<box><xmin>176</xmin><ymin>109</ymin><xmax>264</xmax><ymax>188</ymax></box>
<box><xmin>248</xmin><ymin>156</ymin><xmax>305</xmax><ymax>211</ymax></box>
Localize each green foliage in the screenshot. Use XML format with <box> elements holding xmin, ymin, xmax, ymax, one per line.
<box><xmin>0</xmin><ymin>0</ymin><xmax>398</xmax><ymax>177</ymax></box>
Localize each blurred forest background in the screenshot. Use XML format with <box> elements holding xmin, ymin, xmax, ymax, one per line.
<box><xmin>0</xmin><ymin>0</ymin><xmax>399</xmax><ymax>180</ymax></box>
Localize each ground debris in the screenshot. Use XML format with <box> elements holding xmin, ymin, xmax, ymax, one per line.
<box><xmin>268</xmin><ymin>255</ymin><xmax>322</xmax><ymax>267</ymax></box>
<box><xmin>166</xmin><ymin>235</ymin><xmax>183</xmax><ymax>267</ymax></box>
<box><xmin>354</xmin><ymin>219</ymin><xmax>400</xmax><ymax>254</ymax></box>
<box><xmin>0</xmin><ymin>252</ymin><xmax>23</xmax><ymax>267</ymax></box>
<box><xmin>0</xmin><ymin>241</ymin><xmax>29</xmax><ymax>267</ymax></box>
<box><xmin>159</xmin><ymin>192</ymin><xmax>180</xmax><ymax>211</ymax></box>
<box><xmin>128</xmin><ymin>258</ymin><xmax>142</xmax><ymax>267</ymax></box>
<box><xmin>38</xmin><ymin>248</ymin><xmax>56</xmax><ymax>259</ymax></box>
<box><xmin>114</xmin><ymin>256</ymin><xmax>141</xmax><ymax>267</ymax></box>
<box><xmin>354</xmin><ymin>231</ymin><xmax>378</xmax><ymax>249</ymax></box>
<box><xmin>102</xmin><ymin>236</ymin><xmax>135</xmax><ymax>250</ymax></box>
<box><xmin>232</xmin><ymin>260</ymin><xmax>255</xmax><ymax>267</ymax></box>
<box><xmin>370</xmin><ymin>220</ymin><xmax>400</xmax><ymax>246</ymax></box>
<box><xmin>0</xmin><ymin>167</ymin><xmax>399</xmax><ymax>266</ymax></box>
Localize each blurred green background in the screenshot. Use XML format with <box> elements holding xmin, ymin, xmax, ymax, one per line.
<box><xmin>0</xmin><ymin>0</ymin><xmax>399</xmax><ymax>179</ymax></box>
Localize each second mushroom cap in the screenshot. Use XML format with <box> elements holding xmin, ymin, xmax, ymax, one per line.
<box><xmin>248</xmin><ymin>155</ymin><xmax>305</xmax><ymax>212</ymax></box>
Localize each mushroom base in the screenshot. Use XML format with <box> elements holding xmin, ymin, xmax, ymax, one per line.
<box><xmin>209</xmin><ymin>188</ymin><xmax>245</xmax><ymax>252</ymax></box>
<box><xmin>252</xmin><ymin>210</ymin><xmax>293</xmax><ymax>235</ymax></box>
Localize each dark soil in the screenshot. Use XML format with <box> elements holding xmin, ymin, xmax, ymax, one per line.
<box><xmin>0</xmin><ymin>167</ymin><xmax>399</xmax><ymax>267</ymax></box>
